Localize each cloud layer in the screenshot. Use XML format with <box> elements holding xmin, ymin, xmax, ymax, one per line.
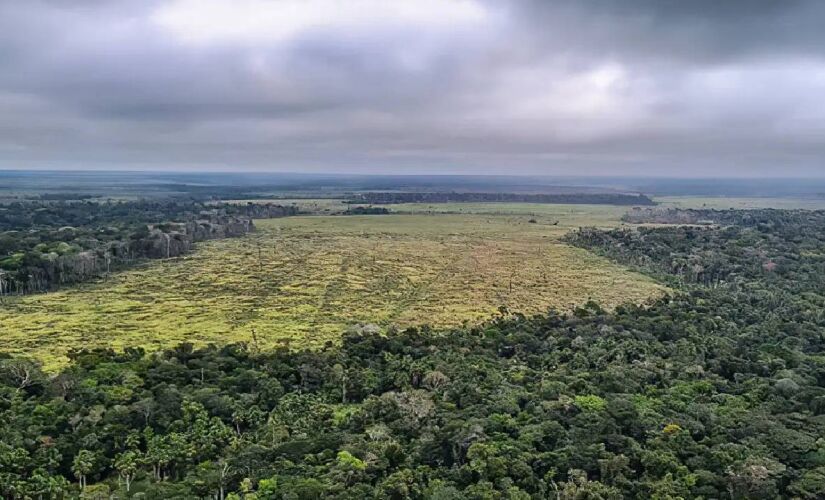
<box><xmin>1</xmin><ymin>0</ymin><xmax>824</xmax><ymax>175</ymax></box>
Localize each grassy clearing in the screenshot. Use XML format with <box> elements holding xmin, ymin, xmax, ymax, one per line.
<box><xmin>0</xmin><ymin>212</ymin><xmax>666</xmax><ymax>369</ymax></box>
<box><xmin>384</xmin><ymin>202</ymin><xmax>632</xmax><ymax>226</ymax></box>
<box><xmin>217</xmin><ymin>198</ymin><xmax>351</xmax><ymax>213</ymax></box>
<box><xmin>219</xmin><ymin>199</ymin><xmax>639</xmax><ymax>222</ymax></box>
<box><xmin>223</xmin><ymin>197</ymin><xmax>825</xmax><ymax>212</ymax></box>
<box><xmin>655</xmin><ymin>196</ymin><xmax>825</xmax><ymax>210</ymax></box>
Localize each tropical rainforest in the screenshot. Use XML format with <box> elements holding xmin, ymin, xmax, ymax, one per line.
<box><xmin>2</xmin><ymin>208</ymin><xmax>825</xmax><ymax>498</ymax></box>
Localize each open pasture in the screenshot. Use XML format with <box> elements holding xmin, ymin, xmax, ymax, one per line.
<box><xmin>0</xmin><ymin>212</ymin><xmax>665</xmax><ymax>369</ymax></box>
<box><xmin>384</xmin><ymin>202</ymin><xmax>632</xmax><ymax>226</ymax></box>
<box><xmin>655</xmin><ymin>196</ymin><xmax>825</xmax><ymax>210</ymax></box>
<box><xmin>217</xmin><ymin>198</ymin><xmax>351</xmax><ymax>213</ymax></box>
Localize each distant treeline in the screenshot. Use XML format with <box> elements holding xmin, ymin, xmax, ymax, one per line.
<box><xmin>0</xmin><ymin>200</ymin><xmax>296</xmax><ymax>232</ymax></box>
<box><xmin>621</xmin><ymin>207</ymin><xmax>817</xmax><ymax>226</ymax></box>
<box><xmin>25</xmin><ymin>193</ymin><xmax>97</xmax><ymax>201</ymax></box>
<box><xmin>348</xmin><ymin>192</ymin><xmax>656</xmax><ymax>206</ymax></box>
<box><xmin>0</xmin><ymin>201</ymin><xmax>299</xmax><ymax>295</ymax></box>
<box><xmin>344</xmin><ymin>206</ymin><xmax>391</xmax><ymax>215</ymax></box>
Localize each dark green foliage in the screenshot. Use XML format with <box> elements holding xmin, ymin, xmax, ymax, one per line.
<box><xmin>345</xmin><ymin>206</ymin><xmax>391</xmax><ymax>215</ymax></box>
<box><xmin>568</xmin><ymin>209</ymin><xmax>825</xmax><ymax>287</ymax></box>
<box><xmin>0</xmin><ymin>201</ymin><xmax>298</xmax><ymax>294</ymax></box>
<box><xmin>3</xmin><ymin>209</ymin><xmax>825</xmax><ymax>498</ymax></box>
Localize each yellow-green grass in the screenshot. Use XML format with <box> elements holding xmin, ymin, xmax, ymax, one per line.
<box><xmin>655</xmin><ymin>196</ymin><xmax>825</xmax><ymax>210</ymax></box>
<box><xmin>218</xmin><ymin>199</ymin><xmax>640</xmax><ymax>221</ymax></box>
<box><xmin>384</xmin><ymin>202</ymin><xmax>633</xmax><ymax>227</ymax></box>
<box><xmin>215</xmin><ymin>198</ymin><xmax>351</xmax><ymax>213</ymax></box>
<box><xmin>0</xmin><ymin>214</ymin><xmax>665</xmax><ymax>370</ymax></box>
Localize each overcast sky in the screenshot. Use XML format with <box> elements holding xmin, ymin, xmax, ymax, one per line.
<box><xmin>1</xmin><ymin>0</ymin><xmax>824</xmax><ymax>176</ymax></box>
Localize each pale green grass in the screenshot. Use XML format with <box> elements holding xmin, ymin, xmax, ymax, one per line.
<box><xmin>383</xmin><ymin>203</ymin><xmax>632</xmax><ymax>227</ymax></box>
<box><xmin>0</xmin><ymin>213</ymin><xmax>665</xmax><ymax>370</ymax></box>
<box><xmin>656</xmin><ymin>196</ymin><xmax>825</xmax><ymax>210</ymax></box>
<box><xmin>221</xmin><ymin>199</ymin><xmax>638</xmax><ymax>222</ymax></box>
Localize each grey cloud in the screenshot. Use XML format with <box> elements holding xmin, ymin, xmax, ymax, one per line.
<box><xmin>515</xmin><ymin>0</ymin><xmax>825</xmax><ymax>63</ymax></box>
<box><xmin>0</xmin><ymin>0</ymin><xmax>823</xmax><ymax>175</ymax></box>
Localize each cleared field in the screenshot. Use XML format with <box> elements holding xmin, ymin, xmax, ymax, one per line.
<box><xmin>656</xmin><ymin>196</ymin><xmax>825</xmax><ymax>210</ymax></box>
<box><xmin>220</xmin><ymin>199</ymin><xmax>640</xmax><ymax>222</ymax></box>
<box><xmin>385</xmin><ymin>202</ymin><xmax>632</xmax><ymax>226</ymax></box>
<box><xmin>226</xmin><ymin>197</ymin><xmax>825</xmax><ymax>212</ymax></box>
<box><xmin>0</xmin><ymin>213</ymin><xmax>666</xmax><ymax>369</ymax></box>
<box><xmin>217</xmin><ymin>198</ymin><xmax>351</xmax><ymax>213</ymax></box>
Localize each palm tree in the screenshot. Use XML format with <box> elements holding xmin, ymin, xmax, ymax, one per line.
<box><xmin>72</xmin><ymin>450</ymin><xmax>95</xmax><ymax>490</ymax></box>
<box><xmin>115</xmin><ymin>451</ymin><xmax>139</xmax><ymax>492</ymax></box>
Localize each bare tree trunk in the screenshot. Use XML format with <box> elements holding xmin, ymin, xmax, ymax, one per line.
<box><xmin>219</xmin><ymin>461</ymin><xmax>230</xmax><ymax>500</ymax></box>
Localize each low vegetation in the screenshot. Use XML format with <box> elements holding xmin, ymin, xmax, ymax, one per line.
<box><xmin>0</xmin><ymin>214</ymin><xmax>664</xmax><ymax>369</ymax></box>
<box><xmin>348</xmin><ymin>192</ymin><xmax>655</xmax><ymax>206</ymax></box>
<box><xmin>656</xmin><ymin>196</ymin><xmax>825</xmax><ymax>210</ymax></box>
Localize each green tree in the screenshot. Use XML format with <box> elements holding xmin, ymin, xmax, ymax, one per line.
<box><xmin>114</xmin><ymin>450</ymin><xmax>139</xmax><ymax>493</ymax></box>
<box><xmin>331</xmin><ymin>450</ymin><xmax>366</xmax><ymax>487</ymax></box>
<box><xmin>71</xmin><ymin>450</ymin><xmax>95</xmax><ymax>490</ymax></box>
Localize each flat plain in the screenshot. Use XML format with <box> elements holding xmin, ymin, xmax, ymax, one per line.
<box><xmin>656</xmin><ymin>196</ymin><xmax>825</xmax><ymax>210</ymax></box>
<box><xmin>0</xmin><ymin>209</ymin><xmax>666</xmax><ymax>369</ymax></box>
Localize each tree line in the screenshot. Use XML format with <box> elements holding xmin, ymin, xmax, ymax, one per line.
<box><xmin>0</xmin><ymin>201</ymin><xmax>298</xmax><ymax>295</ymax></box>
<box><xmin>347</xmin><ymin>192</ymin><xmax>656</xmax><ymax>206</ymax></box>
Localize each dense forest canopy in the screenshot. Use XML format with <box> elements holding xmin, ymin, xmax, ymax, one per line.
<box><xmin>2</xmin><ymin>208</ymin><xmax>825</xmax><ymax>498</ymax></box>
